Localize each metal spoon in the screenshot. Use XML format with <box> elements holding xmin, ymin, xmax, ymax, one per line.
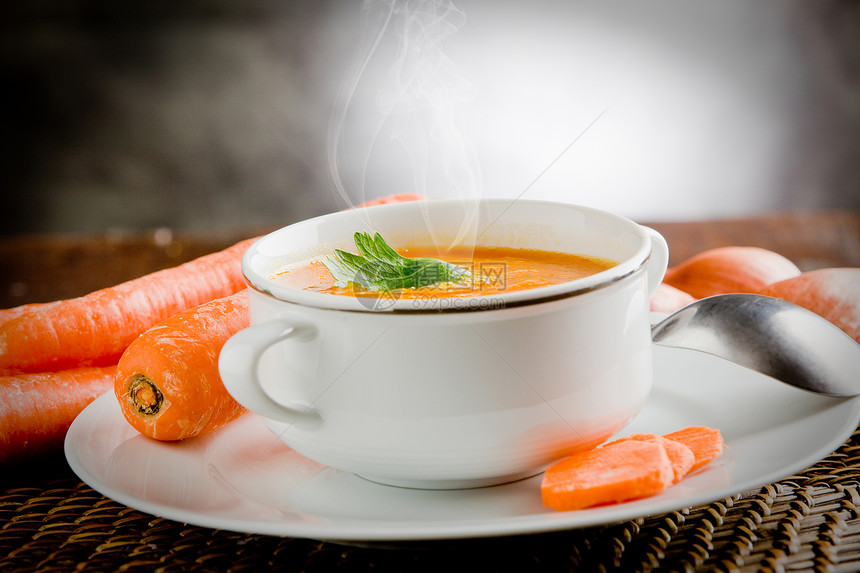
<box><xmin>651</xmin><ymin>293</ymin><xmax>860</xmax><ymax>397</ymax></box>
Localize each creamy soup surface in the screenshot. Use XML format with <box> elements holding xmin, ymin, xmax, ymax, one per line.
<box><xmin>272</xmin><ymin>246</ymin><xmax>617</xmax><ymax>299</ymax></box>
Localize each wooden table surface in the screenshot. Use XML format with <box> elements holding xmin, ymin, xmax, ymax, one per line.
<box><xmin>1</xmin><ymin>211</ymin><xmax>858</xmax><ymax>309</ymax></box>
<box><xmin>0</xmin><ymin>209</ymin><xmax>859</xmax><ymax>572</ymax></box>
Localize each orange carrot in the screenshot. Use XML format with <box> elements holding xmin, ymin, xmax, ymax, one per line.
<box><xmin>0</xmin><ymin>237</ymin><xmax>258</xmax><ymax>374</ymax></box>
<box><xmin>756</xmin><ymin>268</ymin><xmax>860</xmax><ymax>344</ymax></box>
<box><xmin>663</xmin><ymin>246</ymin><xmax>801</xmax><ymax>299</ymax></box>
<box><xmin>355</xmin><ymin>193</ymin><xmax>427</xmax><ymax>207</ymax></box>
<box><xmin>0</xmin><ymin>194</ymin><xmax>426</xmax><ymax>375</ymax></box>
<box><xmin>650</xmin><ymin>283</ymin><xmax>697</xmax><ymax>314</ymax></box>
<box><xmin>542</xmin><ymin>426</ymin><xmax>724</xmax><ymax>511</ymax></box>
<box><xmin>662</xmin><ymin>426</ymin><xmax>724</xmax><ymax>472</ymax></box>
<box><xmin>114</xmin><ymin>290</ymin><xmax>249</xmax><ymax>441</ymax></box>
<box><xmin>111</xmin><ymin>193</ymin><xmax>423</xmax><ymax>440</ymax></box>
<box><xmin>541</xmin><ymin>439</ymin><xmax>675</xmax><ymax>511</ymax></box>
<box><xmin>0</xmin><ymin>301</ymin><xmax>62</xmax><ymax>327</ymax></box>
<box><xmin>605</xmin><ymin>433</ymin><xmax>695</xmax><ymax>483</ymax></box>
<box><xmin>0</xmin><ymin>366</ymin><xmax>115</xmax><ymax>464</ymax></box>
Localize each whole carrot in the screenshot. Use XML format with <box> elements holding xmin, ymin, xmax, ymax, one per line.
<box><xmin>0</xmin><ymin>366</ymin><xmax>116</xmax><ymax>464</ymax></box>
<box><xmin>114</xmin><ymin>290</ymin><xmax>249</xmax><ymax>441</ymax></box>
<box><xmin>0</xmin><ymin>301</ymin><xmax>62</xmax><ymax>327</ymax></box>
<box><xmin>0</xmin><ymin>237</ymin><xmax>258</xmax><ymax>374</ymax></box>
<box><xmin>649</xmin><ymin>283</ymin><xmax>697</xmax><ymax>314</ymax></box>
<box><xmin>353</xmin><ymin>193</ymin><xmax>427</xmax><ymax>207</ymax></box>
<box><xmin>757</xmin><ymin>268</ymin><xmax>860</xmax><ymax>344</ymax></box>
<box><xmin>663</xmin><ymin>246</ymin><xmax>801</xmax><ymax>299</ymax></box>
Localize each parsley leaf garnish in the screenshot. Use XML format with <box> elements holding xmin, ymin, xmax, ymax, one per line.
<box><xmin>323</xmin><ymin>232</ymin><xmax>471</xmax><ymax>292</ymax></box>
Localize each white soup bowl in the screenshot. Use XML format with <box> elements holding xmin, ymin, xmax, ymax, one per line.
<box><xmin>219</xmin><ymin>199</ymin><xmax>669</xmax><ymax>489</ymax></box>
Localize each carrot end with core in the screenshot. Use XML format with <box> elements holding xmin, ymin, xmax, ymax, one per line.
<box><xmin>126</xmin><ymin>374</ymin><xmax>164</xmax><ymax>417</ymax></box>
<box><xmin>114</xmin><ymin>291</ymin><xmax>249</xmax><ymax>441</ymax></box>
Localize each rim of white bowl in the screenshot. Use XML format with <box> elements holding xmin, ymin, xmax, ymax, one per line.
<box><xmin>241</xmin><ymin>199</ymin><xmax>654</xmax><ymax>313</ymax></box>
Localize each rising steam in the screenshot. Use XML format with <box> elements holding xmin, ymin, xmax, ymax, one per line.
<box><xmin>327</xmin><ymin>0</ymin><xmax>482</xmax><ymax>245</ymax></box>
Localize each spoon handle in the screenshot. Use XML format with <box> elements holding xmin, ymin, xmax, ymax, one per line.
<box><xmin>651</xmin><ymin>294</ymin><xmax>860</xmax><ymax>397</ymax></box>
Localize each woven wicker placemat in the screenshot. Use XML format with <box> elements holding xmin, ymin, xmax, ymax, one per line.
<box><xmin>3</xmin><ymin>429</ymin><xmax>860</xmax><ymax>573</ymax></box>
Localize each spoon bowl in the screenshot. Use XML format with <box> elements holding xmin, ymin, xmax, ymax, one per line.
<box><xmin>651</xmin><ymin>293</ymin><xmax>860</xmax><ymax>397</ymax></box>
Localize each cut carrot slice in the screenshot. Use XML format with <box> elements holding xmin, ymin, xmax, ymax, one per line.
<box><xmin>660</xmin><ymin>438</ymin><xmax>697</xmax><ymax>482</ymax></box>
<box><xmin>606</xmin><ymin>433</ymin><xmax>696</xmax><ymax>483</ymax></box>
<box><xmin>541</xmin><ymin>439</ymin><xmax>675</xmax><ymax>511</ymax></box>
<box><xmin>662</xmin><ymin>426</ymin><xmax>724</xmax><ymax>471</ymax></box>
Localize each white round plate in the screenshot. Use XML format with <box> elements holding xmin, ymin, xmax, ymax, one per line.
<box><xmin>66</xmin><ymin>345</ymin><xmax>860</xmax><ymax>544</ymax></box>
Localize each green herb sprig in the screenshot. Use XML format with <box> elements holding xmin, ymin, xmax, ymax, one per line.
<box><xmin>323</xmin><ymin>232</ymin><xmax>471</xmax><ymax>292</ymax></box>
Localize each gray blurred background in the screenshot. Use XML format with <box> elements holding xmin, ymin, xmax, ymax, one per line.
<box><xmin>2</xmin><ymin>0</ymin><xmax>858</xmax><ymax>237</ymax></box>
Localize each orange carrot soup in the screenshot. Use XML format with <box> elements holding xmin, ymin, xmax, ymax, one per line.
<box><xmin>273</xmin><ymin>246</ymin><xmax>617</xmax><ymax>299</ymax></box>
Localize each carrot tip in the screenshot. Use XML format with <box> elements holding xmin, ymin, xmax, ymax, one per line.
<box><xmin>127</xmin><ymin>374</ymin><xmax>164</xmax><ymax>416</ymax></box>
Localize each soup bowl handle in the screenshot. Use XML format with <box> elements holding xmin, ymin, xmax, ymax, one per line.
<box><xmin>219</xmin><ymin>319</ymin><xmax>322</xmax><ymax>428</ymax></box>
<box><xmin>643</xmin><ymin>226</ymin><xmax>670</xmax><ymax>297</ymax></box>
